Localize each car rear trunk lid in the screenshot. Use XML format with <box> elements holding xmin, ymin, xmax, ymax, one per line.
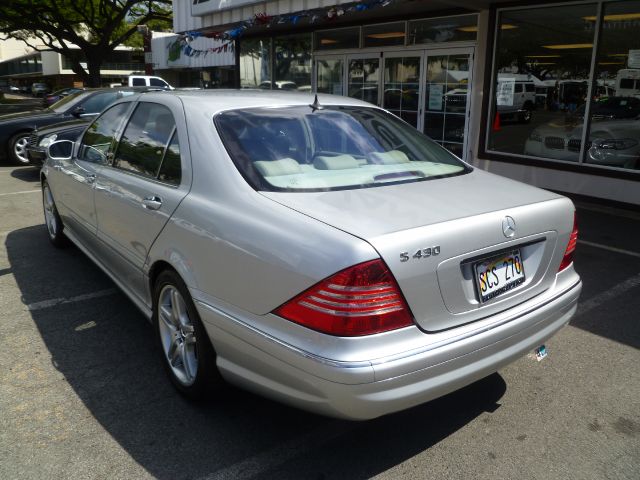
<box><xmin>261</xmin><ymin>169</ymin><xmax>575</xmax><ymax>331</ymax></box>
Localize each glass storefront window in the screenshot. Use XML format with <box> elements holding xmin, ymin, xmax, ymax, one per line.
<box><xmin>487</xmin><ymin>3</ymin><xmax>597</xmax><ymax>164</ymax></box>
<box><xmin>239</xmin><ymin>38</ymin><xmax>271</xmax><ymax>89</ymax></box>
<box><xmin>348</xmin><ymin>58</ymin><xmax>380</xmax><ymax>105</ymax></box>
<box><xmin>585</xmin><ymin>0</ymin><xmax>640</xmax><ymax>171</ymax></box>
<box><xmin>316</xmin><ymin>58</ymin><xmax>343</xmax><ymax>95</ymax></box>
<box><xmin>408</xmin><ymin>14</ymin><xmax>478</xmax><ymax>45</ymax></box>
<box><xmin>314</xmin><ymin>27</ymin><xmax>360</xmax><ymax>51</ymax></box>
<box><xmin>383</xmin><ymin>56</ymin><xmax>421</xmax><ymax>128</ymax></box>
<box><xmin>362</xmin><ymin>22</ymin><xmax>406</xmax><ymax>48</ymax></box>
<box><xmin>424</xmin><ymin>54</ymin><xmax>471</xmax><ymax>158</ymax></box>
<box><xmin>274</xmin><ymin>34</ymin><xmax>312</xmax><ymax>91</ymax></box>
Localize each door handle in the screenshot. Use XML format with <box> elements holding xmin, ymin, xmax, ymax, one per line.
<box><xmin>85</xmin><ymin>173</ymin><xmax>96</xmax><ymax>184</ymax></box>
<box><xmin>142</xmin><ymin>195</ymin><xmax>163</xmax><ymax>210</ymax></box>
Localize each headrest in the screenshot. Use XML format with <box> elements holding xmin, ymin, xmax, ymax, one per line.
<box><xmin>368</xmin><ymin>150</ymin><xmax>410</xmax><ymax>164</ymax></box>
<box><xmin>254</xmin><ymin>158</ymin><xmax>302</xmax><ymax>177</ymax></box>
<box><xmin>313</xmin><ymin>154</ymin><xmax>359</xmax><ymax>170</ymax></box>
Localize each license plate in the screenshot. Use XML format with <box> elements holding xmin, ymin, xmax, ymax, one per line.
<box><xmin>474</xmin><ymin>249</ymin><xmax>525</xmax><ymax>303</ymax></box>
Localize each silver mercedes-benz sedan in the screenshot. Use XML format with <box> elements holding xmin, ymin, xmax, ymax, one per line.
<box><xmin>41</xmin><ymin>90</ymin><xmax>581</xmax><ymax>420</ymax></box>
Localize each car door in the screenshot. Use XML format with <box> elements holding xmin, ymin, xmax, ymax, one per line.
<box><xmin>94</xmin><ymin>100</ymin><xmax>189</xmax><ymax>302</ymax></box>
<box><xmin>54</xmin><ymin>102</ymin><xmax>131</xmax><ymax>251</ymax></box>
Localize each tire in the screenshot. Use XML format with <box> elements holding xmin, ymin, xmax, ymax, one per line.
<box><xmin>519</xmin><ymin>105</ymin><xmax>533</xmax><ymax>124</ymax></box>
<box><xmin>153</xmin><ymin>269</ymin><xmax>221</xmax><ymax>399</ymax></box>
<box><xmin>9</xmin><ymin>131</ymin><xmax>32</xmax><ymax>165</ymax></box>
<box><xmin>42</xmin><ymin>180</ymin><xmax>68</xmax><ymax>248</ymax></box>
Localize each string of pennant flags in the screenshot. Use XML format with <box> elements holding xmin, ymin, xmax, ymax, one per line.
<box><xmin>167</xmin><ymin>0</ymin><xmax>395</xmax><ymax>60</ymax></box>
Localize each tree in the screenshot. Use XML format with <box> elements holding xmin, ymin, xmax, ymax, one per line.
<box><xmin>0</xmin><ymin>1</ymin><xmax>172</xmax><ymax>87</ymax></box>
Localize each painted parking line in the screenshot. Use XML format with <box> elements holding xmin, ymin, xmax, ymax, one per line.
<box><xmin>576</xmin><ymin>272</ymin><xmax>640</xmax><ymax>318</ymax></box>
<box><xmin>0</xmin><ymin>189</ymin><xmax>41</xmax><ymax>197</ymax></box>
<box><xmin>577</xmin><ymin>240</ymin><xmax>640</xmax><ymax>259</ymax></box>
<box><xmin>27</xmin><ymin>288</ymin><xmax>118</xmax><ymax>311</ymax></box>
<box><xmin>197</xmin><ymin>421</ymin><xmax>355</xmax><ymax>480</ymax></box>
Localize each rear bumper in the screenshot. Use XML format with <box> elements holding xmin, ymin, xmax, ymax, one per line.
<box><xmin>196</xmin><ymin>277</ymin><xmax>581</xmax><ymax>420</ymax></box>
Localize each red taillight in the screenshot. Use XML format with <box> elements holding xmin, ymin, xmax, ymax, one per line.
<box><xmin>274</xmin><ymin>259</ymin><xmax>414</xmax><ymax>336</ymax></box>
<box><xmin>559</xmin><ymin>212</ymin><xmax>578</xmax><ymax>271</ymax></box>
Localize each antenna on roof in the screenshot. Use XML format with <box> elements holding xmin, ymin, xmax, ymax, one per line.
<box><xmin>309</xmin><ymin>94</ymin><xmax>324</xmax><ymax>112</ymax></box>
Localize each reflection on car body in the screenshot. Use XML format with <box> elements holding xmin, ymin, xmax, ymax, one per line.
<box><xmin>41</xmin><ymin>90</ymin><xmax>581</xmax><ymax>420</ymax></box>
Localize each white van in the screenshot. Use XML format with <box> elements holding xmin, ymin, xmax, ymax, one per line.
<box><xmin>127</xmin><ymin>75</ymin><xmax>173</xmax><ymax>90</ymax></box>
<box><xmin>616</xmin><ymin>69</ymin><xmax>640</xmax><ymax>98</ymax></box>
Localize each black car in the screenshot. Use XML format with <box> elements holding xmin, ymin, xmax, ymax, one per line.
<box><xmin>0</xmin><ymin>87</ymin><xmax>160</xmax><ymax>165</ymax></box>
<box><xmin>574</xmin><ymin>96</ymin><xmax>640</xmax><ymax>121</ymax></box>
<box><xmin>42</xmin><ymin>87</ymin><xmax>85</xmax><ymax>107</ymax></box>
<box><xmin>26</xmin><ymin>119</ymin><xmax>91</xmax><ymax>166</ymax></box>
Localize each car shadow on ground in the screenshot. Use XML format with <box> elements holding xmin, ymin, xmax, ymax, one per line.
<box><xmin>10</xmin><ymin>166</ymin><xmax>40</xmax><ymax>183</ymax></box>
<box><xmin>7</xmin><ymin>224</ymin><xmax>507</xmax><ymax>480</ymax></box>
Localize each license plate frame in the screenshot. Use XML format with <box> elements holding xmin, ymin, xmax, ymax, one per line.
<box><xmin>474</xmin><ymin>249</ymin><xmax>525</xmax><ymax>303</ymax></box>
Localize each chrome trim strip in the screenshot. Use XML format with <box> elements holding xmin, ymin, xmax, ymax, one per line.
<box><xmin>196</xmin><ymin>279</ymin><xmax>581</xmax><ymax>371</ymax></box>
<box><xmin>195</xmin><ymin>300</ymin><xmax>373</xmax><ymax>369</ymax></box>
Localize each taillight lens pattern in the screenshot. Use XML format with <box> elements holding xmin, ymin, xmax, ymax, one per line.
<box><xmin>274</xmin><ymin>259</ymin><xmax>414</xmax><ymax>336</ymax></box>
<box><xmin>559</xmin><ymin>212</ymin><xmax>578</xmax><ymax>271</ymax></box>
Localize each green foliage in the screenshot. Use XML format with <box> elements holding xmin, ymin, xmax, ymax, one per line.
<box><xmin>0</xmin><ymin>0</ymin><xmax>172</xmax><ymax>86</ymax></box>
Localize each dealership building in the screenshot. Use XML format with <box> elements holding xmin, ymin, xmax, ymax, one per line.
<box><xmin>153</xmin><ymin>0</ymin><xmax>639</xmax><ymax>205</ymax></box>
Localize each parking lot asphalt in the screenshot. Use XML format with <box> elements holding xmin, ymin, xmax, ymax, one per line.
<box><xmin>1</xmin><ymin>165</ymin><xmax>639</xmax><ymax>480</ymax></box>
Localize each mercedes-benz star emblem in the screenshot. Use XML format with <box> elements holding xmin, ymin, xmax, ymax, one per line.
<box><xmin>502</xmin><ymin>216</ymin><xmax>516</xmax><ymax>238</ymax></box>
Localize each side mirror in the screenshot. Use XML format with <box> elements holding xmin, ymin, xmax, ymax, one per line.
<box><xmin>47</xmin><ymin>140</ymin><xmax>74</xmax><ymax>161</ymax></box>
<box><xmin>72</xmin><ymin>105</ymin><xmax>86</xmax><ymax>117</ymax></box>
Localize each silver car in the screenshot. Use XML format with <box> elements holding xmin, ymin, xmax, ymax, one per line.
<box><xmin>41</xmin><ymin>91</ymin><xmax>581</xmax><ymax>420</ymax></box>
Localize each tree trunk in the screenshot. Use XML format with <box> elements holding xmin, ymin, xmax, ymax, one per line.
<box><xmin>86</xmin><ymin>56</ymin><xmax>103</xmax><ymax>88</ymax></box>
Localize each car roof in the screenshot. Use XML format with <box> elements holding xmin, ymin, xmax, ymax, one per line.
<box><xmin>138</xmin><ymin>89</ymin><xmax>376</xmax><ymax>115</ymax></box>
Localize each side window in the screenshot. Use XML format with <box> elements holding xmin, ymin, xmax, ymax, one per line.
<box><xmin>114</xmin><ymin>103</ymin><xmax>176</xmax><ymax>179</ymax></box>
<box><xmin>78</xmin><ymin>103</ymin><xmax>131</xmax><ymax>164</ymax></box>
<box><xmin>620</xmin><ymin>78</ymin><xmax>633</xmax><ymax>89</ymax></box>
<box><xmin>525</xmin><ymin>83</ymin><xmax>535</xmax><ymax>93</ymax></box>
<box><xmin>132</xmin><ymin>78</ymin><xmax>145</xmax><ymax>86</ymax></box>
<box><xmin>514</xmin><ymin>83</ymin><xmax>523</xmax><ymax>93</ymax></box>
<box><xmin>150</xmin><ymin>78</ymin><xmax>168</xmax><ymax>88</ymax></box>
<box><xmin>158</xmin><ymin>132</ymin><xmax>181</xmax><ymax>185</ymax></box>
<box><xmin>80</xmin><ymin>92</ymin><xmax>118</xmax><ymax>114</ymax></box>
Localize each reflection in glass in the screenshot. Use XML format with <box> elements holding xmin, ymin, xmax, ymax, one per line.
<box><xmin>317</xmin><ymin>59</ymin><xmax>343</xmax><ymax>95</ymax></box>
<box><xmin>488</xmin><ymin>4</ymin><xmax>596</xmax><ymax>162</ymax></box>
<box><xmin>239</xmin><ymin>38</ymin><xmax>271</xmax><ymax>88</ymax></box>
<box><xmin>315</xmin><ymin>27</ymin><xmax>360</xmax><ymax>50</ymax></box>
<box><xmin>362</xmin><ymin>22</ymin><xmax>406</xmax><ymax>48</ymax></box>
<box><xmin>275</xmin><ymin>34</ymin><xmax>312</xmax><ymax>91</ymax></box>
<box><xmin>423</xmin><ymin>54</ymin><xmax>470</xmax><ymax>158</ymax></box>
<box><xmin>383</xmin><ymin>57</ymin><xmax>420</xmax><ymax>127</ymax></box>
<box><xmin>348</xmin><ymin>58</ymin><xmax>380</xmax><ymax>105</ymax></box>
<box><xmin>585</xmin><ymin>0</ymin><xmax>640</xmax><ymax>170</ymax></box>
<box><xmin>409</xmin><ymin>15</ymin><xmax>478</xmax><ymax>44</ymax></box>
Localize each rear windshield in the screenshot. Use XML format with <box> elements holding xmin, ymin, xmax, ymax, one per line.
<box><xmin>215</xmin><ymin>106</ymin><xmax>470</xmax><ymax>192</ymax></box>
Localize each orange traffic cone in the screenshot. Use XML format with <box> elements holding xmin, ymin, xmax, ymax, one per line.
<box><xmin>492</xmin><ymin>112</ymin><xmax>501</xmax><ymax>132</ymax></box>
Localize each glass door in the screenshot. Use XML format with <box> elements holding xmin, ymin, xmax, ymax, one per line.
<box><xmin>422</xmin><ymin>48</ymin><xmax>473</xmax><ymax>159</ymax></box>
<box><xmin>315</xmin><ymin>55</ymin><xmax>344</xmax><ymax>95</ymax></box>
<box><xmin>382</xmin><ymin>52</ymin><xmax>422</xmax><ymax>128</ymax></box>
<box><xmin>347</xmin><ymin>54</ymin><xmax>382</xmax><ymax>106</ymax></box>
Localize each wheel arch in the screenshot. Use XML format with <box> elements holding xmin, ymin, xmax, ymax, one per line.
<box><xmin>148</xmin><ymin>260</ymin><xmax>177</xmax><ymax>295</ymax></box>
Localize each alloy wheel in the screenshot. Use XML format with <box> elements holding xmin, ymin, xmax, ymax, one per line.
<box><xmin>13</xmin><ymin>135</ymin><xmax>30</xmax><ymax>164</ymax></box>
<box><xmin>43</xmin><ymin>184</ymin><xmax>58</xmax><ymax>239</ymax></box>
<box><xmin>158</xmin><ymin>285</ymin><xmax>199</xmax><ymax>386</ymax></box>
